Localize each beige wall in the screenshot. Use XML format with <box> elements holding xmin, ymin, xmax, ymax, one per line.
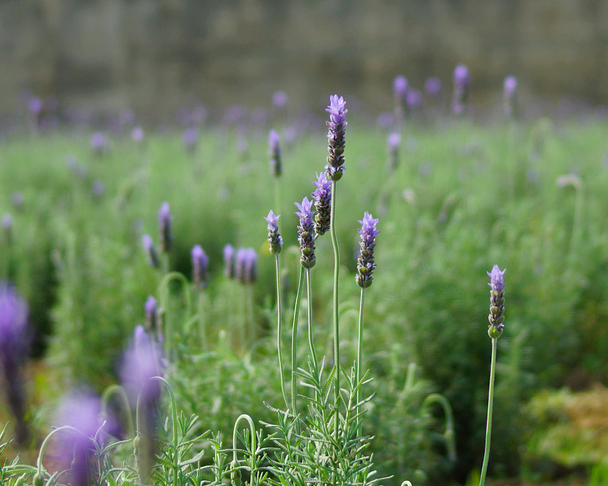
<box><xmin>1</xmin><ymin>0</ymin><xmax>607</xmax><ymax>116</ymax></box>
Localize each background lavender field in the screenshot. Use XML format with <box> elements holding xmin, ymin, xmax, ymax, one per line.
<box><xmin>2</xmin><ymin>90</ymin><xmax>608</xmax><ymax>485</ymax></box>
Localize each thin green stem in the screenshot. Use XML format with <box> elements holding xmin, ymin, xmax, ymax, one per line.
<box><xmin>356</xmin><ymin>286</ymin><xmax>365</xmax><ymax>435</ymax></box>
<box><xmin>274</xmin><ymin>254</ymin><xmax>288</xmax><ymax>409</ymax></box>
<box><xmin>291</xmin><ymin>266</ymin><xmax>304</xmax><ymax>416</ymax></box>
<box><xmin>196</xmin><ymin>288</ymin><xmax>206</xmax><ymax>350</ymax></box>
<box><xmin>247</xmin><ymin>285</ymin><xmax>255</xmax><ymax>348</ymax></box>
<box><xmin>305</xmin><ymin>267</ymin><xmax>318</xmax><ymax>367</ymax></box>
<box><xmin>100</xmin><ymin>385</ymin><xmax>134</xmax><ymax>439</ymax></box>
<box><xmin>329</xmin><ymin>180</ymin><xmax>341</xmax><ymax>436</ymax></box>
<box><xmin>479</xmin><ymin>337</ymin><xmax>498</xmax><ymax>486</ymax></box>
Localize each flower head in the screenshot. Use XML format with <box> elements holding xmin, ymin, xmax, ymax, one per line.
<box><xmin>142</xmin><ymin>234</ymin><xmax>160</xmax><ymax>269</ymax></box>
<box><xmin>235</xmin><ymin>248</ymin><xmax>257</xmax><ymax>284</ymax></box>
<box><xmin>268</xmin><ymin>129</ymin><xmax>282</xmax><ymax>177</ymax></box>
<box><xmin>311</xmin><ymin>173</ymin><xmax>332</xmax><ymax>236</ymax></box>
<box><xmin>295</xmin><ymin>197</ymin><xmax>316</xmax><ymax>268</ymax></box>
<box><xmin>325</xmin><ymin>95</ymin><xmax>347</xmax><ymax>181</ymax></box>
<box><xmin>264</xmin><ymin>210</ymin><xmax>283</xmax><ymax>255</ymax></box>
<box><xmin>487</xmin><ymin>265</ymin><xmax>506</xmax><ymax>338</ymax></box>
<box><xmin>0</xmin><ymin>284</ymin><xmax>29</xmax><ymax>371</ymax></box>
<box><xmin>223</xmin><ymin>244</ymin><xmax>235</xmax><ymax>278</ymax></box>
<box><xmin>158</xmin><ymin>202</ymin><xmax>172</xmax><ymax>253</ymax></box>
<box><xmin>356</xmin><ymin>212</ymin><xmax>379</xmax><ymax>288</ymax></box>
<box><xmin>191</xmin><ymin>245</ymin><xmax>209</xmax><ymax>288</ymax></box>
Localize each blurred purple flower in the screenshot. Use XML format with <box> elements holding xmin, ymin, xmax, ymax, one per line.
<box><xmin>356</xmin><ymin>212</ymin><xmax>379</xmax><ymax>288</ymax></box>
<box><xmin>377</xmin><ymin>111</ymin><xmax>395</xmax><ymax>129</ymax></box>
<box><xmin>295</xmin><ymin>197</ymin><xmax>316</xmax><ymax>269</ymax></box>
<box><xmin>28</xmin><ymin>97</ymin><xmax>43</xmax><ymax>115</ymax></box>
<box><xmin>191</xmin><ymin>105</ymin><xmax>208</xmax><ymax>126</ymax></box>
<box><xmin>311</xmin><ymin>173</ymin><xmax>331</xmax><ymax>237</ymax></box>
<box><xmin>387</xmin><ymin>132</ymin><xmax>401</xmax><ymax>170</ymax></box>
<box><xmin>90</xmin><ymin>132</ymin><xmax>109</xmax><ymax>156</ymax></box>
<box><xmin>268</xmin><ymin>129</ymin><xmax>282</xmax><ymax>177</ymax></box>
<box><xmin>452</xmin><ymin>64</ymin><xmax>471</xmax><ymax>116</ymax></box>
<box><xmin>393</xmin><ymin>75</ymin><xmax>408</xmax><ymax>104</ymax></box>
<box><xmin>182</xmin><ymin>127</ymin><xmax>198</xmax><ymax>153</ymax></box>
<box><xmin>158</xmin><ymin>202</ymin><xmax>172</xmax><ymax>254</ymax></box>
<box><xmin>144</xmin><ymin>296</ymin><xmax>158</xmax><ymax>334</ymax></box>
<box><xmin>223</xmin><ymin>244</ymin><xmax>236</xmax><ymax>278</ymax></box>
<box><xmin>406</xmin><ymin>88</ymin><xmax>423</xmax><ymax>111</ymax></box>
<box><xmin>142</xmin><ymin>234</ymin><xmax>160</xmax><ymax>269</ymax></box>
<box><xmin>425</xmin><ymin>76</ymin><xmax>442</xmax><ymax>97</ymax></box>
<box><xmin>131</xmin><ymin>126</ymin><xmax>145</xmax><ymax>144</ymax></box>
<box><xmin>273</xmin><ymin>91</ymin><xmax>288</xmax><ymax>109</ymax></box>
<box><xmin>504</xmin><ymin>75</ymin><xmax>518</xmax><ymax>119</ymax></box>
<box><xmin>264</xmin><ymin>210</ymin><xmax>283</xmax><ymax>255</ymax></box>
<box><xmin>192</xmin><ymin>245</ymin><xmax>209</xmax><ymax>289</ymax></box>
<box><xmin>325</xmin><ymin>94</ymin><xmax>347</xmax><ymax>181</ymax></box>
<box><xmin>235</xmin><ymin>247</ymin><xmax>257</xmax><ymax>284</ymax></box>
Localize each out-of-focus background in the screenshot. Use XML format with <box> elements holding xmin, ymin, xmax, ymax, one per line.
<box><xmin>1</xmin><ymin>0</ymin><xmax>608</xmax><ymax>119</ymax></box>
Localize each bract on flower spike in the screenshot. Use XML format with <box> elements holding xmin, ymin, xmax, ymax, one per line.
<box><xmin>192</xmin><ymin>245</ymin><xmax>209</xmax><ymax>289</ymax></box>
<box><xmin>311</xmin><ymin>173</ymin><xmax>332</xmax><ymax>236</ymax></box>
<box><xmin>325</xmin><ymin>95</ymin><xmax>347</xmax><ymax>181</ymax></box>
<box><xmin>158</xmin><ymin>202</ymin><xmax>172</xmax><ymax>253</ymax></box>
<box><xmin>265</xmin><ymin>210</ymin><xmax>283</xmax><ymax>255</ymax></box>
<box><xmin>295</xmin><ymin>197</ymin><xmax>316</xmax><ymax>268</ymax></box>
<box><xmin>487</xmin><ymin>265</ymin><xmax>506</xmax><ymax>338</ymax></box>
<box><xmin>356</xmin><ymin>212</ymin><xmax>380</xmax><ymax>288</ymax></box>
<box><xmin>268</xmin><ymin>130</ymin><xmax>282</xmax><ymax>177</ymax></box>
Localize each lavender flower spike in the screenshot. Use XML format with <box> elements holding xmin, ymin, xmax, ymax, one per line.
<box><xmin>503</xmin><ymin>75</ymin><xmax>518</xmax><ymax>119</ymax></box>
<box><xmin>295</xmin><ymin>197</ymin><xmax>316</xmax><ymax>268</ymax></box>
<box><xmin>487</xmin><ymin>265</ymin><xmax>506</xmax><ymax>339</ymax></box>
<box><xmin>265</xmin><ymin>210</ymin><xmax>283</xmax><ymax>255</ymax></box>
<box><xmin>311</xmin><ymin>172</ymin><xmax>332</xmax><ymax>236</ymax></box>
<box><xmin>158</xmin><ymin>202</ymin><xmax>172</xmax><ymax>253</ymax></box>
<box><xmin>325</xmin><ymin>94</ymin><xmax>348</xmax><ymax>181</ymax></box>
<box><xmin>356</xmin><ymin>212</ymin><xmax>379</xmax><ymax>288</ymax></box>
<box><xmin>142</xmin><ymin>234</ymin><xmax>160</xmax><ymax>269</ymax></box>
<box><xmin>223</xmin><ymin>244</ymin><xmax>236</xmax><ymax>278</ymax></box>
<box><xmin>452</xmin><ymin>64</ymin><xmax>471</xmax><ymax>116</ymax></box>
<box><xmin>144</xmin><ymin>296</ymin><xmax>158</xmax><ymax>333</ymax></box>
<box><xmin>192</xmin><ymin>244</ymin><xmax>209</xmax><ymax>288</ymax></box>
<box><xmin>268</xmin><ymin>130</ymin><xmax>282</xmax><ymax>177</ymax></box>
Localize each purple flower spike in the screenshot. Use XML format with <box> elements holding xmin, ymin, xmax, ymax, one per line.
<box><xmin>387</xmin><ymin>132</ymin><xmax>401</xmax><ymax>170</ymax></box>
<box><xmin>121</xmin><ymin>325</ymin><xmax>163</xmax><ymax>404</ymax></box>
<box><xmin>452</xmin><ymin>64</ymin><xmax>471</xmax><ymax>116</ymax></box>
<box><xmin>0</xmin><ymin>284</ymin><xmax>30</xmax><ymax>444</ymax></box>
<box><xmin>54</xmin><ymin>391</ymin><xmax>106</xmax><ymax>486</ymax></box>
<box><xmin>393</xmin><ymin>76</ymin><xmax>408</xmax><ymax>103</ymax></box>
<box><xmin>503</xmin><ymin>75</ymin><xmax>518</xmax><ymax>119</ymax></box>
<box><xmin>295</xmin><ymin>197</ymin><xmax>316</xmax><ymax>269</ymax></box>
<box><xmin>425</xmin><ymin>76</ymin><xmax>442</xmax><ymax>97</ymax></box>
<box><xmin>325</xmin><ymin>95</ymin><xmax>348</xmax><ymax>181</ymax></box>
<box><xmin>192</xmin><ymin>245</ymin><xmax>209</xmax><ymax>289</ymax></box>
<box><xmin>356</xmin><ymin>212</ymin><xmax>379</xmax><ymax>288</ymax></box>
<box><xmin>90</xmin><ymin>131</ymin><xmax>109</xmax><ymax>156</ymax></box>
<box><xmin>144</xmin><ymin>296</ymin><xmax>158</xmax><ymax>333</ymax></box>
<box><xmin>265</xmin><ymin>210</ymin><xmax>283</xmax><ymax>255</ymax></box>
<box><xmin>235</xmin><ymin>248</ymin><xmax>257</xmax><ymax>284</ymax></box>
<box><xmin>223</xmin><ymin>244</ymin><xmax>235</xmax><ymax>278</ymax></box>
<box><xmin>158</xmin><ymin>202</ymin><xmax>172</xmax><ymax>253</ymax></box>
<box><xmin>487</xmin><ymin>265</ymin><xmax>506</xmax><ymax>338</ymax></box>
<box><xmin>268</xmin><ymin>129</ymin><xmax>282</xmax><ymax>177</ymax></box>
<box><xmin>273</xmin><ymin>91</ymin><xmax>288</xmax><ymax>108</ymax></box>
<box><xmin>311</xmin><ymin>173</ymin><xmax>332</xmax><ymax>237</ymax></box>
<box><xmin>142</xmin><ymin>234</ymin><xmax>160</xmax><ymax>269</ymax></box>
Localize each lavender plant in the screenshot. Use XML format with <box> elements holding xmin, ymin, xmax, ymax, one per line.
<box><xmin>452</xmin><ymin>64</ymin><xmax>471</xmax><ymax>116</ymax></box>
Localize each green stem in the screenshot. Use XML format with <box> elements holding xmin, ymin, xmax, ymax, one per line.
<box><xmin>100</xmin><ymin>385</ymin><xmax>135</xmax><ymax>439</ymax></box>
<box><xmin>291</xmin><ymin>266</ymin><xmax>304</xmax><ymax>416</ymax></box>
<box><xmin>247</xmin><ymin>285</ymin><xmax>255</xmax><ymax>348</ymax></box>
<box><xmin>306</xmin><ymin>268</ymin><xmax>318</xmax><ymax>368</ymax></box>
<box><xmin>196</xmin><ymin>288</ymin><xmax>206</xmax><ymax>350</ymax></box>
<box><xmin>274</xmin><ymin>254</ymin><xmax>288</xmax><ymax>409</ymax></box>
<box><xmin>329</xmin><ymin>180</ymin><xmax>341</xmax><ymax>436</ymax></box>
<box><xmin>356</xmin><ymin>286</ymin><xmax>365</xmax><ymax>435</ymax></box>
<box><xmin>479</xmin><ymin>337</ymin><xmax>498</xmax><ymax>486</ymax></box>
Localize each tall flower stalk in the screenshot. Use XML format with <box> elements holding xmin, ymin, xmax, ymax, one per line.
<box><xmin>265</xmin><ymin>210</ymin><xmax>288</xmax><ymax>409</ymax></box>
<box><xmin>355</xmin><ymin>212</ymin><xmax>379</xmax><ymax>429</ymax></box>
<box><xmin>325</xmin><ymin>94</ymin><xmax>347</xmax><ymax>428</ymax></box>
<box><xmin>480</xmin><ymin>265</ymin><xmax>506</xmax><ymax>486</ymax></box>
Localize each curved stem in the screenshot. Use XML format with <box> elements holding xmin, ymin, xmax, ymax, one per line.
<box><xmin>479</xmin><ymin>337</ymin><xmax>498</xmax><ymax>486</ymax></box>
<box><xmin>329</xmin><ymin>180</ymin><xmax>341</xmax><ymax>436</ymax></box>
<box><xmin>100</xmin><ymin>385</ymin><xmax>134</xmax><ymax>439</ymax></box>
<box><xmin>274</xmin><ymin>254</ymin><xmax>288</xmax><ymax>409</ymax></box>
<box><xmin>291</xmin><ymin>267</ymin><xmax>304</xmax><ymax>417</ymax></box>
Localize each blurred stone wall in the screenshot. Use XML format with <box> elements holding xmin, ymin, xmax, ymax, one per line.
<box><xmin>1</xmin><ymin>0</ymin><xmax>607</xmax><ymax>118</ymax></box>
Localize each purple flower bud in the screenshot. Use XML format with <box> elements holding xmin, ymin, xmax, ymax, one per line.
<box><xmin>311</xmin><ymin>173</ymin><xmax>332</xmax><ymax>237</ymax></box>
<box><xmin>452</xmin><ymin>64</ymin><xmax>471</xmax><ymax>116</ymax></box>
<box><xmin>268</xmin><ymin>129</ymin><xmax>282</xmax><ymax>177</ymax></box>
<box><xmin>158</xmin><ymin>202</ymin><xmax>172</xmax><ymax>253</ymax></box>
<box><xmin>425</xmin><ymin>76</ymin><xmax>442</xmax><ymax>97</ymax></box>
<box><xmin>273</xmin><ymin>91</ymin><xmax>288</xmax><ymax>108</ymax></box>
<box><xmin>325</xmin><ymin>95</ymin><xmax>348</xmax><ymax>181</ymax></box>
<box><xmin>356</xmin><ymin>212</ymin><xmax>379</xmax><ymax>288</ymax></box>
<box><xmin>387</xmin><ymin>132</ymin><xmax>401</xmax><ymax>170</ymax></box>
<box><xmin>264</xmin><ymin>210</ymin><xmax>283</xmax><ymax>255</ymax></box>
<box><xmin>235</xmin><ymin>247</ymin><xmax>258</xmax><ymax>284</ymax></box>
<box><xmin>487</xmin><ymin>265</ymin><xmax>506</xmax><ymax>338</ymax></box>
<box><xmin>142</xmin><ymin>234</ymin><xmax>160</xmax><ymax>269</ymax></box>
<box><xmin>192</xmin><ymin>245</ymin><xmax>209</xmax><ymax>288</ymax></box>
<box><xmin>503</xmin><ymin>75</ymin><xmax>518</xmax><ymax>119</ymax></box>
<box><xmin>295</xmin><ymin>197</ymin><xmax>316</xmax><ymax>269</ymax></box>
<box><xmin>90</xmin><ymin>131</ymin><xmax>109</xmax><ymax>156</ymax></box>
<box><xmin>223</xmin><ymin>244</ymin><xmax>236</xmax><ymax>278</ymax></box>
<box><xmin>144</xmin><ymin>296</ymin><xmax>157</xmax><ymax>332</ymax></box>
